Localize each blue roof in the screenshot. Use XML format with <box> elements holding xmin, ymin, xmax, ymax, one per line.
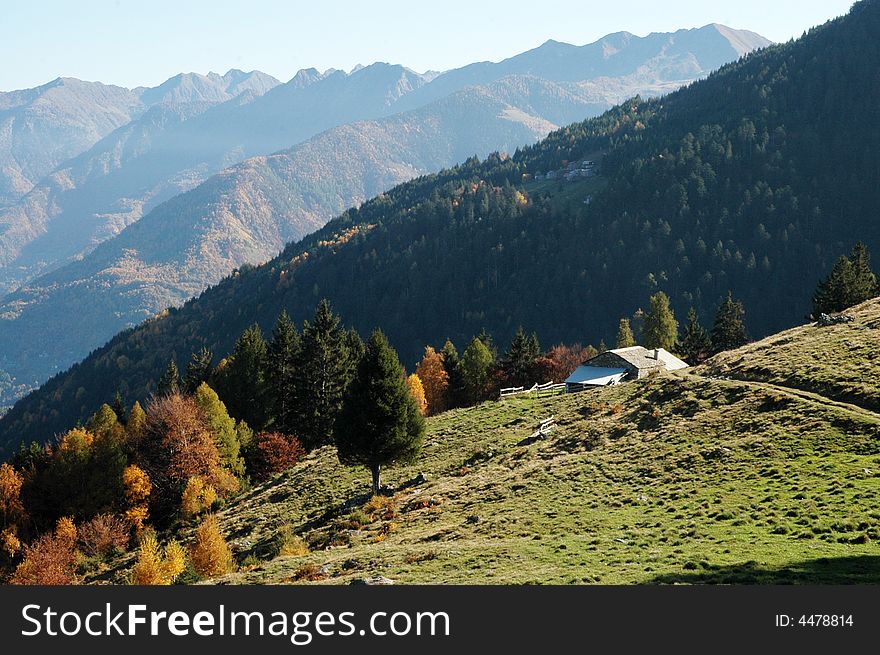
<box><xmin>565</xmin><ymin>366</ymin><xmax>628</xmax><ymax>385</ymax></box>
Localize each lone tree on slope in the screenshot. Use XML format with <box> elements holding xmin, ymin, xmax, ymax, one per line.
<box><xmin>335</xmin><ymin>330</ymin><xmax>425</xmax><ymax>496</ymax></box>
<box><xmin>711</xmin><ymin>291</ymin><xmax>748</xmax><ymax>354</ymax></box>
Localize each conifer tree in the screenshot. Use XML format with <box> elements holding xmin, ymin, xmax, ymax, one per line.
<box><xmin>126</xmin><ymin>402</ymin><xmax>147</xmax><ymax>446</ymax></box>
<box><xmin>266</xmin><ymin>311</ymin><xmax>300</xmax><ymax>435</ymax></box>
<box><xmin>86</xmin><ymin>404</ymin><xmax>122</xmax><ymax>439</ymax></box>
<box><xmin>501</xmin><ymin>327</ymin><xmax>540</xmax><ymax>387</ymax></box>
<box><xmin>615</xmin><ymin>319</ymin><xmax>636</xmax><ymax>348</ymax></box>
<box><xmin>335</xmin><ymin>331</ymin><xmax>425</xmax><ymax>495</ymax></box>
<box><xmin>642</xmin><ymin>291</ymin><xmax>678</xmax><ymax>351</ymax></box>
<box><xmin>849</xmin><ymin>242</ymin><xmax>879</xmax><ymax>302</ymax></box>
<box><xmin>476</xmin><ymin>328</ymin><xmax>497</xmax><ymax>358</ymax></box>
<box><xmin>711</xmin><ymin>292</ymin><xmax>748</xmax><ymax>353</ymax></box>
<box><xmin>813</xmin><ymin>242</ymin><xmax>878</xmax><ymax>315</ymax></box>
<box><xmin>217</xmin><ymin>325</ymin><xmax>268</xmax><ymax>430</ymax></box>
<box><xmin>678</xmin><ymin>308</ymin><xmax>712</xmax><ymax>364</ymax></box>
<box><xmin>157</xmin><ymin>360</ymin><xmax>181</xmax><ymax>397</ymax></box>
<box><xmin>293</xmin><ymin>300</ymin><xmax>354</xmax><ymax>450</ymax></box>
<box><xmin>111</xmin><ymin>392</ymin><xmax>128</xmax><ymax>426</ymax></box>
<box><xmin>184</xmin><ymin>347</ymin><xmax>214</xmax><ymax>394</ymax></box>
<box><xmin>440</xmin><ymin>340</ymin><xmax>466</xmax><ymax>409</ymax></box>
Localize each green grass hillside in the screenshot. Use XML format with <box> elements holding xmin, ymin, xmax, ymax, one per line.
<box><xmin>128</xmin><ymin>300</ymin><xmax>877</xmax><ymax>586</ymax></box>
<box><xmin>701</xmin><ymin>298</ymin><xmax>880</xmax><ymax>413</ymax></box>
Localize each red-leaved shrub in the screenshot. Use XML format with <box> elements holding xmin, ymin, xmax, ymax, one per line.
<box><xmin>250</xmin><ymin>432</ymin><xmax>305</xmax><ymax>482</ymax></box>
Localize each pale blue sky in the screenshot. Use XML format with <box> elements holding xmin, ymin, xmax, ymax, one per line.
<box><xmin>0</xmin><ymin>0</ymin><xmax>856</xmax><ymax>91</ymax></box>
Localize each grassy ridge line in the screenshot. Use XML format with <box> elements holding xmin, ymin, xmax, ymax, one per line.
<box><xmin>700</xmin><ymin>298</ymin><xmax>880</xmax><ymax>414</ymax></box>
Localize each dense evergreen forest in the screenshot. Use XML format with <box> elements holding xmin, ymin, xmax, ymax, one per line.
<box><xmin>1</xmin><ymin>0</ymin><xmax>879</xmax><ymax>453</ymax></box>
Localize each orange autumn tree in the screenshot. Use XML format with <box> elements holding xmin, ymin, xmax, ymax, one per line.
<box><xmin>10</xmin><ymin>517</ymin><xmax>79</xmax><ymax>585</ymax></box>
<box><xmin>138</xmin><ymin>394</ymin><xmax>232</xmax><ymax>522</ymax></box>
<box><xmin>415</xmin><ymin>346</ymin><xmax>449</xmax><ymax>415</ymax></box>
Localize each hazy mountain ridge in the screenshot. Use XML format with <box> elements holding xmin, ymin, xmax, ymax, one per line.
<box><xmin>0</xmin><ymin>24</ymin><xmax>770</xmax><ymax>409</ymax></box>
<box><xmin>0</xmin><ymin>77</ymin><xmax>583</xmax><ymax>391</ymax></box>
<box><xmin>0</xmin><ymin>26</ymin><xmax>767</xmax><ymax>295</ymax></box>
<box><xmin>0</xmin><ymin>78</ymin><xmax>143</xmax><ymax>206</ymax></box>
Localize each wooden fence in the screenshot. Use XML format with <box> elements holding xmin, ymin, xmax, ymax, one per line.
<box><xmin>526</xmin><ymin>415</ymin><xmax>557</xmax><ymax>441</ymax></box>
<box><xmin>499</xmin><ymin>381</ymin><xmax>566</xmax><ymax>400</ymax></box>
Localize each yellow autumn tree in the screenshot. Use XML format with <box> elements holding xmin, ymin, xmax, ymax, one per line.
<box><xmin>0</xmin><ymin>462</ymin><xmax>25</xmax><ymax>528</ymax></box>
<box><xmin>189</xmin><ymin>514</ymin><xmax>234</xmax><ymax>578</ymax></box>
<box><xmin>415</xmin><ymin>346</ymin><xmax>449</xmax><ymax>415</ymax></box>
<box><xmin>55</xmin><ymin>517</ymin><xmax>77</xmax><ymax>546</ymax></box>
<box><xmin>180</xmin><ymin>476</ymin><xmax>217</xmax><ymax>519</ymax></box>
<box><xmin>130</xmin><ymin>534</ymin><xmax>186</xmax><ymax>585</ymax></box>
<box><xmin>406</xmin><ymin>374</ymin><xmax>428</xmax><ymax>416</ymax></box>
<box><xmin>1</xmin><ymin>526</ymin><xmax>21</xmax><ymax>559</ymax></box>
<box><xmin>123</xmin><ymin>465</ymin><xmax>152</xmax><ymax>531</ymax></box>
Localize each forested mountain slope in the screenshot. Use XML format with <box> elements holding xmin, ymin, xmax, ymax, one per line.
<box><xmin>2</xmin><ymin>1</ymin><xmax>875</xmax><ymax>451</ymax></box>
<box><xmin>0</xmin><ymin>79</ymin><xmax>566</xmax><ymax>393</ymax></box>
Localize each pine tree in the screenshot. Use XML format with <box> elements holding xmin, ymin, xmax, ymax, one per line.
<box><xmin>678</xmin><ymin>308</ymin><xmax>711</xmax><ymax>364</ymax></box>
<box><xmin>335</xmin><ymin>331</ymin><xmax>425</xmax><ymax>496</ymax></box>
<box><xmin>293</xmin><ymin>300</ymin><xmax>354</xmax><ymax>450</ymax></box>
<box><xmin>157</xmin><ymin>360</ymin><xmax>181</xmax><ymax>397</ymax></box>
<box><xmin>615</xmin><ymin>319</ymin><xmax>636</xmax><ymax>348</ymax></box>
<box><xmin>597</xmin><ymin>339</ymin><xmax>607</xmax><ymax>353</ymax></box>
<box><xmin>476</xmin><ymin>328</ymin><xmax>497</xmax><ymax>357</ymax></box>
<box><xmin>266</xmin><ymin>311</ymin><xmax>300</xmax><ymax>434</ymax></box>
<box><xmin>461</xmin><ymin>337</ymin><xmax>496</xmax><ymax>403</ymax></box>
<box><xmin>711</xmin><ymin>292</ymin><xmax>748</xmax><ymax>353</ymax></box>
<box><xmin>126</xmin><ymin>402</ymin><xmax>147</xmax><ymax>447</ymax></box>
<box><xmin>814</xmin><ymin>243</ymin><xmax>878</xmax><ymax>315</ymax></box>
<box><xmin>184</xmin><ymin>347</ymin><xmax>214</xmax><ymax>394</ymax></box>
<box><xmin>642</xmin><ymin>291</ymin><xmax>678</xmax><ymax>350</ymax></box>
<box><xmin>501</xmin><ymin>327</ymin><xmax>540</xmax><ymax>387</ymax></box>
<box><xmin>440</xmin><ymin>340</ymin><xmax>466</xmax><ymax>409</ymax></box>
<box><xmin>849</xmin><ymin>242</ymin><xmax>879</xmax><ymax>302</ymax></box>
<box><xmin>217</xmin><ymin>325</ymin><xmax>268</xmax><ymax>430</ymax></box>
<box><xmin>812</xmin><ymin>255</ymin><xmax>855</xmax><ymax>315</ymax></box>
<box><xmin>111</xmin><ymin>392</ymin><xmax>128</xmax><ymax>426</ymax></box>
<box><xmin>86</xmin><ymin>404</ymin><xmax>121</xmax><ymax>439</ymax></box>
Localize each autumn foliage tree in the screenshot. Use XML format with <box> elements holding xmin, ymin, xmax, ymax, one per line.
<box><xmin>189</xmin><ymin>514</ymin><xmax>235</xmax><ymax>578</ymax></box>
<box><xmin>137</xmin><ymin>394</ymin><xmax>231</xmax><ymax>523</ymax></box>
<box><xmin>246</xmin><ymin>432</ymin><xmax>306</xmax><ymax>482</ymax></box>
<box><xmin>77</xmin><ymin>513</ymin><xmax>130</xmax><ymax>557</ymax></box>
<box><xmin>406</xmin><ymin>374</ymin><xmax>428</xmax><ymax>416</ymax></box>
<box><xmin>193</xmin><ymin>383</ymin><xmax>245</xmax><ymax>476</ymax></box>
<box><xmin>0</xmin><ymin>463</ymin><xmax>25</xmax><ymax>529</ymax></box>
<box><xmin>415</xmin><ymin>346</ymin><xmax>449</xmax><ymax>415</ymax></box>
<box><xmin>122</xmin><ymin>464</ymin><xmax>151</xmax><ymax>531</ymax></box>
<box><xmin>10</xmin><ymin>518</ymin><xmax>78</xmax><ymax>585</ymax></box>
<box><xmin>130</xmin><ymin>535</ymin><xmax>186</xmax><ymax>585</ymax></box>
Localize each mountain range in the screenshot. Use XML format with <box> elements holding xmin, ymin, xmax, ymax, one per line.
<box><xmin>0</xmin><ymin>1</ymin><xmax>874</xmax><ymax>454</ymax></box>
<box><xmin>0</xmin><ymin>24</ymin><xmax>770</xmax><ymax>408</ymax></box>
